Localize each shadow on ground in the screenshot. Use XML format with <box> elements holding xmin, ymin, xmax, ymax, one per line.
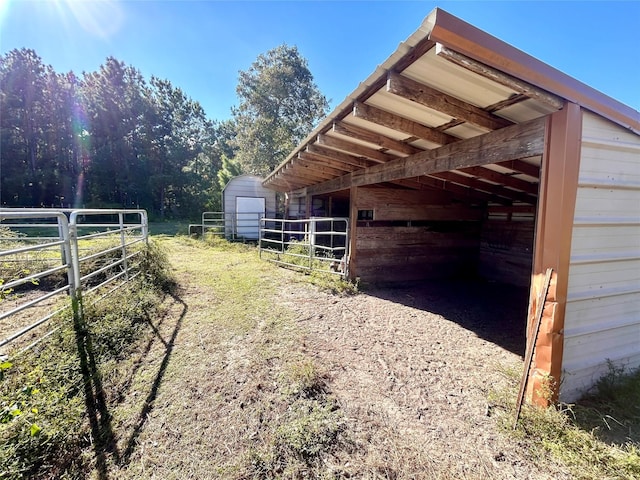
<box><xmin>75</xmin><ymin>291</ymin><xmax>187</xmax><ymax>480</ymax></box>
<box><xmin>364</xmin><ymin>279</ymin><xmax>529</xmax><ymax>357</ymax></box>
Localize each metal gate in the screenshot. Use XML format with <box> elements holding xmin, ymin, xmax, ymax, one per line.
<box><xmin>258</xmin><ymin>217</ymin><xmax>349</xmax><ymax>277</ymax></box>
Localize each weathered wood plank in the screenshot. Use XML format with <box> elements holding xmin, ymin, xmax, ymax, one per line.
<box><xmin>458</xmin><ymin>166</ymin><xmax>539</xmax><ymax>195</ymax></box>
<box><xmin>332</xmin><ymin>121</ymin><xmax>421</xmax><ymax>155</ymax></box>
<box><xmin>317</xmin><ymin>134</ymin><xmax>395</xmax><ymax>164</ymax></box>
<box><xmin>307</xmin><ymin>116</ymin><xmax>546</xmax><ymax>196</ymax></box>
<box><xmin>353</xmin><ymin>101</ymin><xmax>458</xmax><ymax>146</ymax></box>
<box><xmin>386</xmin><ymin>72</ymin><xmax>513</xmax><ymax>130</ymax></box>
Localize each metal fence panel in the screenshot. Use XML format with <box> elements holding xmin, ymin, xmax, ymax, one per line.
<box><xmin>0</xmin><ymin>208</ymin><xmax>148</xmax><ymax>357</ymax></box>
<box><xmin>258</xmin><ymin>217</ymin><xmax>349</xmax><ymax>278</ymax></box>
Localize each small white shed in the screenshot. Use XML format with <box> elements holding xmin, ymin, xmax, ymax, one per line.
<box><xmin>222</xmin><ymin>175</ymin><xmax>277</xmax><ymax>239</ymax></box>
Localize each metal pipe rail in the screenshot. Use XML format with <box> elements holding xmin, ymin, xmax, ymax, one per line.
<box><xmin>258</xmin><ymin>217</ymin><xmax>349</xmax><ymax>278</ymax></box>
<box><xmin>0</xmin><ymin>208</ymin><xmax>148</xmax><ymax>357</ymax></box>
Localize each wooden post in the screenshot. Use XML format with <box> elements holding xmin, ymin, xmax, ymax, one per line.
<box><xmin>348</xmin><ymin>186</ymin><xmax>358</xmax><ymax>281</ymax></box>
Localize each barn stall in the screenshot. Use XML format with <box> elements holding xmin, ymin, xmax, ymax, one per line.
<box><xmin>262</xmin><ymin>8</ymin><xmax>640</xmax><ymax>404</ymax></box>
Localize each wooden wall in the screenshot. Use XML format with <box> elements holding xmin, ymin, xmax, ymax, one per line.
<box><xmin>352</xmin><ymin>187</ymin><xmax>483</xmax><ymax>283</ymax></box>
<box><xmin>478</xmin><ymin>211</ymin><xmax>535</xmax><ymax>287</ymax></box>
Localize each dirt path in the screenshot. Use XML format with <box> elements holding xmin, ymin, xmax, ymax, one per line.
<box><xmin>278</xmin><ymin>279</ymin><xmax>571</xmax><ymax>478</ymax></box>
<box><xmin>108</xmin><ymin>239</ymin><xmax>570</xmax><ymax>479</ymax></box>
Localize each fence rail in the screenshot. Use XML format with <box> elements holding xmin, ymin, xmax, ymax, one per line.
<box><xmin>0</xmin><ymin>208</ymin><xmax>148</xmax><ymax>357</ymax></box>
<box><xmin>196</xmin><ymin>211</ymin><xmax>266</xmax><ymax>240</ymax></box>
<box><xmin>258</xmin><ymin>217</ymin><xmax>349</xmax><ymax>278</ymax></box>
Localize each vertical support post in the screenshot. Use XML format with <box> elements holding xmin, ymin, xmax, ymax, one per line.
<box><xmin>280</xmin><ymin>219</ymin><xmax>285</xmax><ymax>254</ymax></box>
<box><xmin>68</xmin><ymin>212</ymin><xmax>84</xmax><ymax>325</ymax></box>
<box><xmin>119</xmin><ymin>212</ymin><xmax>129</xmax><ymax>281</ymax></box>
<box><xmin>308</xmin><ymin>218</ymin><xmax>315</xmax><ymax>271</ymax></box>
<box><xmin>140</xmin><ymin>210</ymin><xmax>148</xmax><ymax>244</ymax></box>
<box><xmin>528</xmin><ymin>102</ymin><xmax>582</xmax><ymax>405</ymax></box>
<box><xmin>348</xmin><ymin>186</ymin><xmax>358</xmax><ymax>281</ymax></box>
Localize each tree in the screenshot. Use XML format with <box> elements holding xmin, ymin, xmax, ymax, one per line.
<box><xmin>217</xmin><ymin>154</ymin><xmax>242</xmax><ymax>192</ymax></box>
<box><xmin>232</xmin><ymin>44</ymin><xmax>329</xmax><ymax>176</ymax></box>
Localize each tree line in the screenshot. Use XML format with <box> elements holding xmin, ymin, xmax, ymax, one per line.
<box><xmin>0</xmin><ymin>45</ymin><xmax>328</xmax><ymax>219</ymax></box>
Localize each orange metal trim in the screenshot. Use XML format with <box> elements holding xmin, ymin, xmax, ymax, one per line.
<box><xmin>527</xmin><ymin>103</ymin><xmax>583</xmax><ymax>404</ymax></box>
<box><xmin>429</xmin><ymin>8</ymin><xmax>640</xmax><ymax>135</ymax></box>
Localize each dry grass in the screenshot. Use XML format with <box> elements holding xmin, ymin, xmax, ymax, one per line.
<box><xmin>4</xmin><ymin>235</ymin><xmax>637</xmax><ymax>479</ymax></box>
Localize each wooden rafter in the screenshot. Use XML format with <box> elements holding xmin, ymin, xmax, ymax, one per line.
<box><xmin>332</xmin><ymin>121</ymin><xmax>421</xmax><ymax>156</ymax></box>
<box><xmin>306</xmin><ymin>144</ymin><xmax>375</xmax><ymax>169</ymax></box>
<box><xmin>295</xmin><ymin>156</ymin><xmax>353</xmax><ymax>177</ymax></box>
<box><xmin>458</xmin><ymin>166</ymin><xmax>539</xmax><ymax>195</ymax></box>
<box><xmin>416</xmin><ymin>175</ymin><xmax>508</xmax><ymax>205</ymax></box>
<box><xmin>498</xmin><ymin>159</ymin><xmax>540</xmax><ymax>178</ymax></box>
<box><xmin>386</xmin><ymin>72</ymin><xmax>513</xmax><ymax>130</ymax></box>
<box><xmin>352</xmin><ymin>101</ymin><xmax>459</xmax><ymax>146</ymax></box>
<box><xmin>435</xmin><ymin>44</ymin><xmax>564</xmax><ymax>110</ymax></box>
<box><xmin>306</xmin><ymin>116</ymin><xmax>545</xmax><ymax>196</ymax></box>
<box><xmin>317</xmin><ymin>133</ymin><xmax>395</xmax><ymax>164</ymax></box>
<box><xmin>298</xmin><ymin>152</ymin><xmax>356</xmax><ymax>173</ymax></box>
<box><xmin>429</xmin><ymin>171</ymin><xmax>536</xmax><ymax>204</ymax></box>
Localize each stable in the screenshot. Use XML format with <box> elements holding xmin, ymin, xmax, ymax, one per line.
<box><xmin>263</xmin><ymin>8</ymin><xmax>640</xmax><ymax>403</ymax></box>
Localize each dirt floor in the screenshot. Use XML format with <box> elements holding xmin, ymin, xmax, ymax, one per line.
<box><xmin>276</xmin><ymin>275</ymin><xmax>571</xmax><ymax>479</ymax></box>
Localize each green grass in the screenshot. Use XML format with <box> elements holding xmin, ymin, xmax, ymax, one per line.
<box><xmin>490</xmin><ymin>363</ymin><xmax>640</xmax><ymax>480</ymax></box>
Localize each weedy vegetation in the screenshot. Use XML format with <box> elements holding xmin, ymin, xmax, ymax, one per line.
<box><xmin>0</xmin><ymin>239</ymin><xmax>175</xmax><ymax>479</ymax></box>
<box><xmin>490</xmin><ymin>363</ymin><xmax>640</xmax><ymax>480</ymax></box>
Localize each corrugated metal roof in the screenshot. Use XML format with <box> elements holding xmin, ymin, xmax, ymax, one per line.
<box><xmin>263</xmin><ymin>7</ymin><xmax>639</xmax><ymax>202</ymax></box>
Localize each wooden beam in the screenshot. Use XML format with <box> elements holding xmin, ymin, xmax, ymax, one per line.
<box><xmin>306</xmin><ymin>116</ymin><xmax>545</xmax><ymax>196</ymax></box>
<box><xmin>317</xmin><ymin>133</ymin><xmax>396</xmax><ymax>164</ymax></box>
<box><xmin>498</xmin><ymin>159</ymin><xmax>540</xmax><ymax>179</ymax></box>
<box><xmin>435</xmin><ymin>44</ymin><xmax>564</xmax><ymax>110</ymax></box>
<box><xmin>332</xmin><ymin>121</ymin><xmax>421</xmax><ymax>156</ymax></box>
<box><xmin>386</xmin><ymin>72</ymin><xmax>513</xmax><ymax>130</ymax></box>
<box><xmin>458</xmin><ymin>166</ymin><xmax>539</xmax><ymax>195</ymax></box>
<box><xmin>417</xmin><ymin>175</ymin><xmax>504</xmax><ymax>205</ymax></box>
<box><xmin>353</xmin><ymin>101</ymin><xmax>459</xmax><ymax>146</ymax></box>
<box><xmin>306</xmin><ymin>144</ymin><xmax>375</xmax><ymax>169</ymax></box>
<box><xmin>295</xmin><ymin>156</ymin><xmax>351</xmax><ymax>177</ymax></box>
<box><xmin>430</xmin><ymin>171</ymin><xmax>536</xmax><ymax>204</ymax></box>
<box><xmin>298</xmin><ymin>151</ymin><xmax>356</xmax><ymax>173</ymax></box>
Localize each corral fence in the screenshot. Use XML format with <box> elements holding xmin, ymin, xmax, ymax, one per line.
<box><xmin>190</xmin><ymin>211</ymin><xmax>265</xmax><ymax>241</ymax></box>
<box><xmin>258</xmin><ymin>217</ymin><xmax>349</xmax><ymax>278</ymax></box>
<box><xmin>0</xmin><ymin>208</ymin><xmax>148</xmax><ymax>358</ymax></box>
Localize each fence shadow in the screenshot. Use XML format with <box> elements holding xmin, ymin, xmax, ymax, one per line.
<box><xmin>74</xmin><ymin>290</ymin><xmax>187</xmax><ymax>479</ymax></box>
<box><xmin>120</xmin><ymin>292</ymin><xmax>187</xmax><ymax>466</ymax></box>
<box><xmin>73</xmin><ymin>305</ymin><xmax>120</xmax><ymax>480</ymax></box>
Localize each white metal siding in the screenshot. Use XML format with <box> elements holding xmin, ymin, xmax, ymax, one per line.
<box><xmin>561</xmin><ymin>111</ymin><xmax>640</xmax><ymax>401</ymax></box>
<box><xmin>222</xmin><ymin>175</ymin><xmax>277</xmax><ymax>218</ymax></box>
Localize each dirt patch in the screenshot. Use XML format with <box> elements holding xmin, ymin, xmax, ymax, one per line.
<box><xmin>277</xmin><ymin>275</ymin><xmax>571</xmax><ymax>478</ymax></box>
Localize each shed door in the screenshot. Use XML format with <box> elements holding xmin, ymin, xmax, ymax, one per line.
<box><xmin>236</xmin><ymin>196</ymin><xmax>265</xmax><ymax>239</ymax></box>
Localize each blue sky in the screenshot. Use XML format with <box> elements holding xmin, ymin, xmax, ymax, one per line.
<box><xmin>1</xmin><ymin>1</ymin><xmax>639</xmax><ymax>122</ymax></box>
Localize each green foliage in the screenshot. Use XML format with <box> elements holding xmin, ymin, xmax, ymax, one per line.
<box><xmin>232</xmin><ymin>44</ymin><xmax>329</xmax><ymax>176</ymax></box>
<box><xmin>217</xmin><ymin>154</ymin><xmax>243</xmax><ymax>191</ymax></box>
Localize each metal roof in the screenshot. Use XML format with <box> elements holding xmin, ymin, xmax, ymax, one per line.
<box><xmin>263</xmin><ymin>8</ymin><xmax>639</xmax><ymax>202</ymax></box>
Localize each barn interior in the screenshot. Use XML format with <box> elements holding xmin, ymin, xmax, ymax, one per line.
<box><xmin>263</xmin><ymin>9</ymin><xmax>565</xmax><ymax>355</ymax></box>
